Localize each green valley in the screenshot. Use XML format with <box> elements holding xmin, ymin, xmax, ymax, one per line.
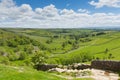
<box><xmin>0</xmin><ymin>28</ymin><xmax>120</xmax><ymax>80</ymax></box>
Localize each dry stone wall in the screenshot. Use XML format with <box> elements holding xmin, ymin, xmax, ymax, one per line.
<box><xmin>35</xmin><ymin>64</ymin><xmax>58</xmax><ymax>71</ymax></box>
<box><xmin>91</xmin><ymin>60</ymin><xmax>120</xmax><ymax>71</ymax></box>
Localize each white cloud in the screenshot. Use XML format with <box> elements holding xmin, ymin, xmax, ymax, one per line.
<box><xmin>0</xmin><ymin>0</ymin><xmax>120</xmax><ymax>28</ymax></box>
<box><xmin>78</xmin><ymin>9</ymin><xmax>90</xmax><ymax>14</ymax></box>
<box><xmin>19</xmin><ymin>4</ymin><xmax>32</xmax><ymax>12</ymax></box>
<box><xmin>0</xmin><ymin>0</ymin><xmax>15</xmax><ymax>8</ymax></box>
<box><xmin>60</xmin><ymin>9</ymin><xmax>75</xmax><ymax>16</ymax></box>
<box><xmin>89</xmin><ymin>0</ymin><xmax>120</xmax><ymax>8</ymax></box>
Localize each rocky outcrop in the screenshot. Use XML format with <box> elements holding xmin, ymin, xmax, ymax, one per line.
<box><xmin>67</xmin><ymin>63</ymin><xmax>91</xmax><ymax>70</ymax></box>
<box><xmin>35</xmin><ymin>63</ymin><xmax>91</xmax><ymax>71</ymax></box>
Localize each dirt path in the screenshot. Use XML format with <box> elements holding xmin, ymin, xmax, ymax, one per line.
<box><xmin>52</xmin><ymin>68</ymin><xmax>119</xmax><ymax>80</ymax></box>
<box><xmin>90</xmin><ymin>69</ymin><xmax>119</xmax><ymax>80</ymax></box>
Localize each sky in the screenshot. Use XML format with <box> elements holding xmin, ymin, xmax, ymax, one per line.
<box><xmin>0</xmin><ymin>0</ymin><xmax>120</xmax><ymax>28</ymax></box>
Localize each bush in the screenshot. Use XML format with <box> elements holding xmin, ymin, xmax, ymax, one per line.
<box><xmin>53</xmin><ymin>52</ymin><xmax>93</xmax><ymax>65</ymax></box>
<box><xmin>19</xmin><ymin>52</ymin><xmax>27</xmax><ymax>60</ymax></box>
<box><xmin>31</xmin><ymin>51</ymin><xmax>47</xmax><ymax>66</ymax></box>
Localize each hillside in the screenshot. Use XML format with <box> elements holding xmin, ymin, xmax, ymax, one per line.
<box><xmin>0</xmin><ymin>64</ymin><xmax>65</xmax><ymax>80</ymax></box>
<box><xmin>0</xmin><ymin>28</ymin><xmax>120</xmax><ymax>65</ymax></box>
<box><xmin>0</xmin><ymin>28</ymin><xmax>120</xmax><ymax>80</ymax></box>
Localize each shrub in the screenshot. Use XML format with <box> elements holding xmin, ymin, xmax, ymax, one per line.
<box><xmin>31</xmin><ymin>51</ymin><xmax>47</xmax><ymax>66</ymax></box>
<box><xmin>19</xmin><ymin>52</ymin><xmax>27</xmax><ymax>60</ymax></box>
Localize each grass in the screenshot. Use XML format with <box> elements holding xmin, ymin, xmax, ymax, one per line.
<box><xmin>10</xmin><ymin>28</ymin><xmax>120</xmax><ymax>64</ymax></box>
<box><xmin>1</xmin><ymin>28</ymin><xmax>120</xmax><ymax>63</ymax></box>
<box><xmin>0</xmin><ymin>64</ymin><xmax>65</xmax><ymax>80</ymax></box>
<box><xmin>0</xmin><ymin>64</ymin><xmax>94</xmax><ymax>80</ymax></box>
<box><xmin>49</xmin><ymin>31</ymin><xmax>120</xmax><ymax>64</ymax></box>
<box><xmin>0</xmin><ymin>28</ymin><xmax>120</xmax><ymax>80</ymax></box>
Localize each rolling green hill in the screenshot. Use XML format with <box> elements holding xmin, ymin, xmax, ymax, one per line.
<box><xmin>47</xmin><ymin>31</ymin><xmax>120</xmax><ymax>64</ymax></box>
<box><xmin>0</xmin><ymin>28</ymin><xmax>120</xmax><ymax>79</ymax></box>
<box><xmin>0</xmin><ymin>28</ymin><xmax>120</xmax><ymax>65</ymax></box>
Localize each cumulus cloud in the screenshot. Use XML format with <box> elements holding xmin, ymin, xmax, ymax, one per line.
<box><xmin>19</xmin><ymin>4</ymin><xmax>32</xmax><ymax>12</ymax></box>
<box><xmin>0</xmin><ymin>0</ymin><xmax>15</xmax><ymax>8</ymax></box>
<box><xmin>89</xmin><ymin>0</ymin><xmax>120</xmax><ymax>8</ymax></box>
<box><xmin>0</xmin><ymin>0</ymin><xmax>120</xmax><ymax>28</ymax></box>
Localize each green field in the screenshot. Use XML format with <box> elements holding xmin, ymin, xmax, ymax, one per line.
<box><xmin>1</xmin><ymin>28</ymin><xmax>120</xmax><ymax>64</ymax></box>
<box><xmin>0</xmin><ymin>64</ymin><xmax>65</xmax><ymax>80</ymax></box>
<box><xmin>0</xmin><ymin>28</ymin><xmax>120</xmax><ymax>79</ymax></box>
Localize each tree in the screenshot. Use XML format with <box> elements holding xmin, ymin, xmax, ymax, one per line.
<box><xmin>105</xmin><ymin>48</ymin><xmax>109</xmax><ymax>53</ymax></box>
<box><xmin>31</xmin><ymin>51</ymin><xmax>47</xmax><ymax>66</ymax></box>
<box><xmin>7</xmin><ymin>39</ymin><xmax>18</xmax><ymax>47</ymax></box>
<box><xmin>19</xmin><ymin>52</ymin><xmax>27</xmax><ymax>60</ymax></box>
<box><xmin>46</xmin><ymin>39</ymin><xmax>52</xmax><ymax>44</ymax></box>
<box><xmin>108</xmin><ymin>53</ymin><xmax>113</xmax><ymax>59</ymax></box>
<box><xmin>62</xmin><ymin>42</ymin><xmax>66</xmax><ymax>49</ymax></box>
<box><xmin>72</xmin><ymin>42</ymin><xmax>79</xmax><ymax>49</ymax></box>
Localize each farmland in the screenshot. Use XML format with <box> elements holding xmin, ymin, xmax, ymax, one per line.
<box><xmin>0</xmin><ymin>28</ymin><xmax>120</xmax><ymax>80</ymax></box>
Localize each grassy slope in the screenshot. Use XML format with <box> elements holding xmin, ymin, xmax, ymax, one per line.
<box><xmin>0</xmin><ymin>29</ymin><xmax>119</xmax><ymax>80</ymax></box>
<box><xmin>8</xmin><ymin>29</ymin><xmax>93</xmax><ymax>54</ymax></box>
<box><xmin>0</xmin><ymin>64</ymin><xmax>65</xmax><ymax>80</ymax></box>
<box><xmin>0</xmin><ymin>64</ymin><xmax>94</xmax><ymax>80</ymax></box>
<box><xmin>48</xmin><ymin>31</ymin><xmax>120</xmax><ymax>63</ymax></box>
<box><xmin>5</xmin><ymin>29</ymin><xmax>120</xmax><ymax>63</ymax></box>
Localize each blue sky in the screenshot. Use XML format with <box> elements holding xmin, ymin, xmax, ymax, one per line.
<box><xmin>15</xmin><ymin>0</ymin><xmax>92</xmax><ymax>10</ymax></box>
<box><xmin>0</xmin><ymin>0</ymin><xmax>120</xmax><ymax>28</ymax></box>
<box><xmin>14</xmin><ymin>0</ymin><xmax>120</xmax><ymax>13</ymax></box>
